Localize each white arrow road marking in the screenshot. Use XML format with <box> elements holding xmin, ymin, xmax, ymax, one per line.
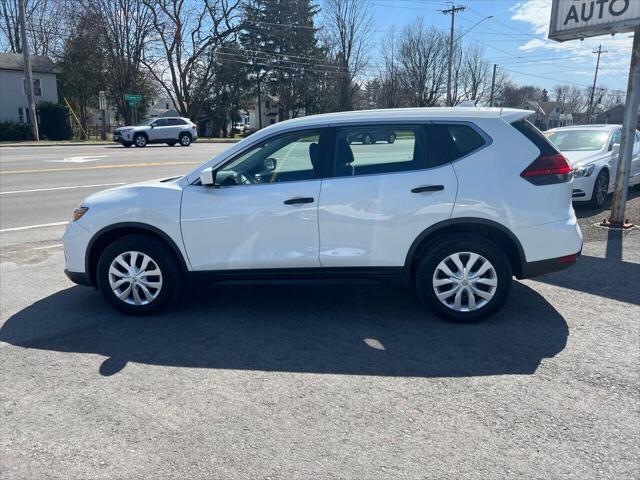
<box><xmin>50</xmin><ymin>155</ymin><xmax>108</xmax><ymax>163</ymax></box>
<box><xmin>0</xmin><ymin>221</ymin><xmax>68</xmax><ymax>233</ymax></box>
<box><xmin>0</xmin><ymin>182</ymin><xmax>125</xmax><ymax>195</ymax></box>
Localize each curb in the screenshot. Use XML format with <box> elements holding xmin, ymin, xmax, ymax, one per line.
<box><xmin>0</xmin><ymin>139</ymin><xmax>242</xmax><ymax>148</ymax></box>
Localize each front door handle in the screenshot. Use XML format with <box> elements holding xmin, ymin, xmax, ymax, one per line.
<box><xmin>284</xmin><ymin>197</ymin><xmax>314</xmax><ymax>205</ymax></box>
<box><xmin>411</xmin><ymin>185</ymin><xmax>444</xmax><ymax>193</ymax></box>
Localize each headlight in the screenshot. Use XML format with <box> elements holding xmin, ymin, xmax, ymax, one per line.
<box><xmin>72</xmin><ymin>206</ymin><xmax>89</xmax><ymax>221</ymax></box>
<box><xmin>574</xmin><ymin>164</ymin><xmax>595</xmax><ymax>177</ymax></box>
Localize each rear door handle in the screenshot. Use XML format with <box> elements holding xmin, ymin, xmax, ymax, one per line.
<box><xmin>411</xmin><ymin>185</ymin><xmax>444</xmax><ymax>193</ymax></box>
<box><xmin>284</xmin><ymin>197</ymin><xmax>314</xmax><ymax>205</ymax></box>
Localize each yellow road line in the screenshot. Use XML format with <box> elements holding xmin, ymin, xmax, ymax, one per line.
<box><xmin>0</xmin><ymin>161</ymin><xmax>201</xmax><ymax>175</ymax></box>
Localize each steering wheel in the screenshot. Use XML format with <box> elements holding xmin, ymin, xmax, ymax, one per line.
<box><xmin>236</xmin><ymin>172</ymin><xmax>256</xmax><ymax>185</ymax></box>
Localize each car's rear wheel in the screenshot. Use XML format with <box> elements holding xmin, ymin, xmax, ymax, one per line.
<box><xmin>415</xmin><ymin>235</ymin><xmax>512</xmax><ymax>323</ymax></box>
<box><xmin>133</xmin><ymin>134</ymin><xmax>147</xmax><ymax>148</ymax></box>
<box><xmin>97</xmin><ymin>235</ymin><xmax>182</xmax><ymax>315</ymax></box>
<box><xmin>588</xmin><ymin>169</ymin><xmax>608</xmax><ymax>209</ymax></box>
<box><xmin>387</xmin><ymin>133</ymin><xmax>396</xmax><ymax>144</ymax></box>
<box><xmin>179</xmin><ymin>133</ymin><xmax>192</xmax><ymax>146</ymax></box>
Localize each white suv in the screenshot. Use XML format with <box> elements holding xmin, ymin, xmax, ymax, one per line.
<box><xmin>113</xmin><ymin>117</ymin><xmax>198</xmax><ymax>148</ymax></box>
<box><xmin>64</xmin><ymin>108</ymin><xmax>582</xmax><ymax>322</ymax></box>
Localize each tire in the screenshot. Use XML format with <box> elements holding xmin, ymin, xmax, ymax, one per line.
<box><xmin>133</xmin><ymin>133</ymin><xmax>147</xmax><ymax>148</ymax></box>
<box><xmin>122</xmin><ymin>142</ymin><xmax>132</xmax><ymax>148</ymax></box>
<box><xmin>588</xmin><ymin>169</ymin><xmax>609</xmax><ymax>209</ymax></box>
<box><xmin>387</xmin><ymin>133</ymin><xmax>396</xmax><ymax>144</ymax></box>
<box><xmin>96</xmin><ymin>235</ymin><xmax>182</xmax><ymax>315</ymax></box>
<box><xmin>179</xmin><ymin>132</ymin><xmax>192</xmax><ymax>146</ymax></box>
<box><xmin>166</xmin><ymin>141</ymin><xmax>177</xmax><ymax>147</ymax></box>
<box><xmin>414</xmin><ymin>235</ymin><xmax>512</xmax><ymax>323</ymax></box>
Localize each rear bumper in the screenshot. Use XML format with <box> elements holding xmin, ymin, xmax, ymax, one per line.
<box><xmin>519</xmin><ymin>251</ymin><xmax>581</xmax><ymax>279</ymax></box>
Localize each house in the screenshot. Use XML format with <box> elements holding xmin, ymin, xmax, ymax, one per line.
<box><xmin>519</xmin><ymin>100</ymin><xmax>573</xmax><ymax>130</ymax></box>
<box><xmin>0</xmin><ymin>53</ymin><xmax>59</xmax><ymax>124</ymax></box>
<box><xmin>148</xmin><ymin>96</ymin><xmax>180</xmax><ymax>118</ymax></box>
<box><xmin>245</xmin><ymin>95</ymin><xmax>305</xmax><ymax>132</ymax></box>
<box><xmin>595</xmin><ymin>104</ymin><xmax>640</xmax><ymax>129</ymax></box>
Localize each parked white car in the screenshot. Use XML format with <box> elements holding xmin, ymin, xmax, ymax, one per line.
<box><xmin>64</xmin><ymin>108</ymin><xmax>582</xmax><ymax>323</ymax></box>
<box><xmin>113</xmin><ymin>117</ymin><xmax>198</xmax><ymax>148</ymax></box>
<box><xmin>545</xmin><ymin>125</ymin><xmax>640</xmax><ymax>208</ymax></box>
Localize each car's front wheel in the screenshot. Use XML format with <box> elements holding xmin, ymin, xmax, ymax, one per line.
<box><xmin>96</xmin><ymin>235</ymin><xmax>182</xmax><ymax>315</ymax></box>
<box><xmin>414</xmin><ymin>235</ymin><xmax>512</xmax><ymax>323</ymax></box>
<box><xmin>588</xmin><ymin>169</ymin><xmax>609</xmax><ymax>209</ymax></box>
<box><xmin>133</xmin><ymin>133</ymin><xmax>147</xmax><ymax>148</ymax></box>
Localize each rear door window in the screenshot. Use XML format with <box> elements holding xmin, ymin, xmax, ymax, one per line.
<box><xmin>332</xmin><ymin>125</ymin><xmax>428</xmax><ymax>177</ymax></box>
<box><xmin>168</xmin><ymin>118</ymin><xmax>186</xmax><ymax>126</ymax></box>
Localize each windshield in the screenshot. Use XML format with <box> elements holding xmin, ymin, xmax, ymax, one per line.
<box><xmin>544</xmin><ymin>130</ymin><xmax>609</xmax><ymax>151</ymax></box>
<box><xmin>135</xmin><ymin>119</ymin><xmax>155</xmax><ymax>126</ymax></box>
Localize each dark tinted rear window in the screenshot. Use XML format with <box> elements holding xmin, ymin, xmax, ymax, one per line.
<box><xmin>512</xmin><ymin>119</ymin><xmax>559</xmax><ymax>155</ymax></box>
<box><xmin>168</xmin><ymin>118</ymin><xmax>187</xmax><ymax>126</ymax></box>
<box><xmin>427</xmin><ymin>124</ymin><xmax>487</xmax><ymax>166</ymax></box>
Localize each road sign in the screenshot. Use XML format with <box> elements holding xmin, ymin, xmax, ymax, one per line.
<box><xmin>124</xmin><ymin>94</ymin><xmax>143</xmax><ymax>102</ymax></box>
<box><xmin>548</xmin><ymin>0</ymin><xmax>640</xmax><ymax>42</ymax></box>
<box><xmin>99</xmin><ymin>90</ymin><xmax>106</xmax><ymax>110</ymax></box>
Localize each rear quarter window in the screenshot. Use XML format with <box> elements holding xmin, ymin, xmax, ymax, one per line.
<box><xmin>427</xmin><ymin>123</ymin><xmax>488</xmax><ymax>166</ymax></box>
<box><xmin>512</xmin><ymin>119</ymin><xmax>559</xmax><ymax>155</ymax></box>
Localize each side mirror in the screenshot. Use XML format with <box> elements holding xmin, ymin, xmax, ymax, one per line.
<box><xmin>200</xmin><ymin>167</ymin><xmax>216</xmax><ymax>186</ymax></box>
<box><xmin>610</xmin><ymin>143</ymin><xmax>620</xmax><ymax>155</ymax></box>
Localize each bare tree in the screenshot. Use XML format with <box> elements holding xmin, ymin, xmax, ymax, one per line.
<box><xmin>323</xmin><ymin>0</ymin><xmax>374</xmax><ymax>111</ymax></box>
<box><xmin>0</xmin><ymin>0</ymin><xmax>66</xmax><ymax>56</ymax></box>
<box><xmin>460</xmin><ymin>45</ymin><xmax>491</xmax><ymax>103</ymax></box>
<box><xmin>80</xmin><ymin>0</ymin><xmax>155</xmax><ymax>124</ymax></box>
<box><xmin>377</xmin><ymin>27</ymin><xmax>403</xmax><ymax>108</ymax></box>
<box><xmin>397</xmin><ymin>19</ymin><xmax>448</xmax><ymax>107</ymax></box>
<box><xmin>553</xmin><ymin>84</ymin><xmax>586</xmax><ymax>114</ymax></box>
<box><xmin>141</xmin><ymin>0</ymin><xmax>242</xmax><ymax>120</ymax></box>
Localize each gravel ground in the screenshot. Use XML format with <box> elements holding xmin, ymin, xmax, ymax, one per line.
<box><xmin>0</xmin><ymin>190</ymin><xmax>638</xmax><ymax>480</ymax></box>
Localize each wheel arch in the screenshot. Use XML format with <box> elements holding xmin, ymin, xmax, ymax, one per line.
<box><xmin>404</xmin><ymin>218</ymin><xmax>526</xmax><ymax>280</ymax></box>
<box><xmin>85</xmin><ymin>222</ymin><xmax>188</xmax><ymax>287</ymax></box>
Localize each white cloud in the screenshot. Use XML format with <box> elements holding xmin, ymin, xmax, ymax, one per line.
<box><xmin>510</xmin><ymin>0</ymin><xmax>634</xmax><ymax>85</ymax></box>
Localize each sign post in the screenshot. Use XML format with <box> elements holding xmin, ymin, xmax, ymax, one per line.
<box><xmin>548</xmin><ymin>0</ymin><xmax>640</xmax><ymax>229</ymax></box>
<box><xmin>124</xmin><ymin>94</ymin><xmax>143</xmax><ymax>126</ymax></box>
<box><xmin>99</xmin><ymin>90</ymin><xmax>107</xmax><ymax>140</ymax></box>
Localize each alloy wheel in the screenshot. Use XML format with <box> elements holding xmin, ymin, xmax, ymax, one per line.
<box><xmin>595</xmin><ymin>173</ymin><xmax>608</xmax><ymax>207</ymax></box>
<box><xmin>432</xmin><ymin>251</ymin><xmax>498</xmax><ymax>312</ymax></box>
<box><xmin>108</xmin><ymin>251</ymin><xmax>163</xmax><ymax>305</ymax></box>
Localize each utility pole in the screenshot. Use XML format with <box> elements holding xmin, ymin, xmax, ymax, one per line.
<box><xmin>18</xmin><ymin>0</ymin><xmax>39</xmax><ymax>141</ymax></box>
<box><xmin>442</xmin><ymin>4</ymin><xmax>465</xmax><ymax>107</ymax></box>
<box><xmin>587</xmin><ymin>45</ymin><xmax>606</xmax><ymax>123</ymax></box>
<box><xmin>609</xmin><ymin>27</ymin><xmax>640</xmax><ymax>228</ymax></box>
<box><xmin>489</xmin><ymin>63</ymin><xmax>497</xmax><ymax>107</ymax></box>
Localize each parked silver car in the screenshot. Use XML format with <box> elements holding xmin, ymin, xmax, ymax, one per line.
<box><xmin>113</xmin><ymin>117</ymin><xmax>198</xmax><ymax>148</ymax></box>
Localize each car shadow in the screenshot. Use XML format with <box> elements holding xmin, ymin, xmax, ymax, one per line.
<box><xmin>0</xmin><ymin>281</ymin><xmax>568</xmax><ymax>378</ymax></box>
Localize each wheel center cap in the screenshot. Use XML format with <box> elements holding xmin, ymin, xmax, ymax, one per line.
<box><xmin>462</xmin><ymin>279</ymin><xmax>469</xmax><ymax>286</ymax></box>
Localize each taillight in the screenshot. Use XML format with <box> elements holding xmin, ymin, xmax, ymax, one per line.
<box><xmin>521</xmin><ymin>153</ymin><xmax>572</xmax><ymax>186</ymax></box>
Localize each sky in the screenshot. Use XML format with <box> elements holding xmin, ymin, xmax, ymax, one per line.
<box><xmin>368</xmin><ymin>0</ymin><xmax>635</xmax><ymax>96</ymax></box>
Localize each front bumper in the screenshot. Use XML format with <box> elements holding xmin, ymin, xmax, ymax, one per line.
<box><xmin>64</xmin><ymin>269</ymin><xmax>93</xmax><ymax>286</ymax></box>
<box><xmin>571</xmin><ymin>173</ymin><xmax>597</xmax><ymax>202</ymax></box>
<box><xmin>63</xmin><ymin>220</ymin><xmax>93</xmax><ymax>285</ymax></box>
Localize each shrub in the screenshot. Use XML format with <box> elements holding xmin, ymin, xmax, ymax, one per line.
<box><xmin>37</xmin><ymin>102</ymin><xmax>72</xmax><ymax>140</ymax></box>
<box><xmin>0</xmin><ymin>122</ymin><xmax>32</xmax><ymax>141</ymax></box>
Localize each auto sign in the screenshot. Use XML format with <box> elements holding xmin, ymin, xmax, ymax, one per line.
<box><xmin>548</xmin><ymin>0</ymin><xmax>640</xmax><ymax>42</ymax></box>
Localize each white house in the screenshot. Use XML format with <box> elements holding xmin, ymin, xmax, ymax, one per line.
<box><xmin>519</xmin><ymin>100</ymin><xmax>573</xmax><ymax>130</ymax></box>
<box><xmin>0</xmin><ymin>53</ymin><xmax>59</xmax><ymax>124</ymax></box>
<box><xmin>245</xmin><ymin>94</ymin><xmax>305</xmax><ymax>132</ymax></box>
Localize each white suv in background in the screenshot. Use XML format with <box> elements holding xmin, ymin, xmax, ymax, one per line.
<box><xmin>64</xmin><ymin>108</ymin><xmax>582</xmax><ymax>323</ymax></box>
<box><xmin>113</xmin><ymin>117</ymin><xmax>198</xmax><ymax>148</ymax></box>
<box><xmin>545</xmin><ymin>125</ymin><xmax>640</xmax><ymax>208</ymax></box>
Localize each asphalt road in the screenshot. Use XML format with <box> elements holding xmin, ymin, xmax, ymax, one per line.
<box><xmin>1</xmin><ymin>144</ymin><xmax>639</xmax><ymax>479</ymax></box>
